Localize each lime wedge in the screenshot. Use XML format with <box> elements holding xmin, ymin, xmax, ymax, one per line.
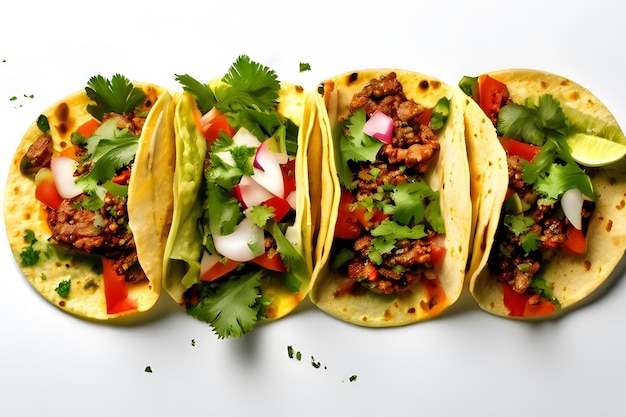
<box><xmin>565</xmin><ymin>133</ymin><xmax>626</xmax><ymax>167</ymax></box>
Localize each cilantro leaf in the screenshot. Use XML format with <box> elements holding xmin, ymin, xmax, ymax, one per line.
<box><xmin>214</xmin><ymin>55</ymin><xmax>280</xmax><ymax>114</ymax></box>
<box><xmin>335</xmin><ymin>108</ymin><xmax>384</xmax><ymax>189</ymax></box>
<box><xmin>368</xmin><ymin>219</ymin><xmax>428</xmax><ymax>264</ymax></box>
<box><xmin>174</xmin><ymin>73</ymin><xmax>217</xmax><ymax>114</ymax></box>
<box><xmin>534</xmin><ymin>161</ymin><xmax>594</xmax><ymax>201</ymax></box>
<box><xmin>186</xmin><ymin>270</ymin><xmax>264</xmax><ymax>339</ymax></box>
<box><xmin>85</xmin><ymin>74</ymin><xmax>146</xmax><ymax>121</ymax></box>
<box><xmin>205</xmin><ymin>184</ymin><xmax>242</xmax><ymax>237</ymax></box>
<box><xmin>503</xmin><ymin>214</ymin><xmax>535</xmax><ymax>236</ymax></box>
<box><xmin>265</xmin><ymin>221</ymin><xmax>307</xmax><ymax>291</ymax></box>
<box><xmin>249</xmin><ymin>205</ymin><xmax>275</xmax><ymax>228</ymax></box>
<box><xmin>497</xmin><ymin>95</ymin><xmax>568</xmax><ymax>146</ymax></box>
<box><xmin>76</xmin><ymin>127</ymin><xmax>138</xmax><ymax>191</ymax></box>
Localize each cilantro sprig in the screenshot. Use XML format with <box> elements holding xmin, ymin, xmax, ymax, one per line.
<box><xmin>85</xmin><ymin>74</ymin><xmax>146</xmax><ymax>121</ymax></box>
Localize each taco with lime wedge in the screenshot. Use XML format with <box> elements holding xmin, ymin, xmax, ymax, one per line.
<box><xmin>459</xmin><ymin>69</ymin><xmax>626</xmax><ymax>318</ymax></box>
<box><xmin>308</xmin><ymin>69</ymin><xmax>472</xmax><ymax>327</ymax></box>
<box><xmin>4</xmin><ymin>74</ymin><xmax>176</xmax><ymax>320</ymax></box>
<box><xmin>163</xmin><ymin>55</ymin><xmax>313</xmax><ymax>338</ymax></box>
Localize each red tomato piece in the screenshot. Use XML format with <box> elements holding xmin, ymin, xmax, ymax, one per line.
<box><xmin>251</xmin><ymin>251</ymin><xmax>287</xmax><ymax>272</ymax></box>
<box><xmin>281</xmin><ymin>159</ymin><xmax>297</xmax><ymax>197</ymax></box>
<box><xmin>76</xmin><ymin>119</ymin><xmax>100</xmax><ymax>138</ymax></box>
<box><xmin>35</xmin><ymin>178</ymin><xmax>64</xmax><ymax>210</ymax></box>
<box><xmin>430</xmin><ymin>234</ymin><xmax>446</xmax><ymax>269</ymax></box>
<box><xmin>478</xmin><ymin>74</ymin><xmax>509</xmax><ymax>121</ymax></box>
<box><xmin>199</xmin><ymin>108</ymin><xmax>235</xmax><ymax>142</ymax></box>
<box><xmin>334</xmin><ymin>190</ymin><xmax>363</xmax><ymax>240</ymax></box>
<box><xmin>263</xmin><ymin>196</ymin><xmax>292</xmax><ymax>223</ymax></box>
<box><xmin>101</xmin><ymin>257</ymin><xmax>137</xmax><ymax>315</ymax></box>
<box><xmin>501</xmin><ymin>283</ymin><xmax>556</xmax><ymax>317</ymax></box>
<box><xmin>562</xmin><ymin>225</ymin><xmax>587</xmax><ymax>255</ymax></box>
<box><xmin>200</xmin><ymin>258</ymin><xmax>242</xmax><ymax>282</ymax></box>
<box><xmin>499</xmin><ymin>137</ymin><xmax>542</xmax><ymax>161</ymax></box>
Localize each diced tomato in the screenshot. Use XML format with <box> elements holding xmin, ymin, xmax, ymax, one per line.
<box><xmin>263</xmin><ymin>196</ymin><xmax>292</xmax><ymax>222</ymax></box>
<box><xmin>562</xmin><ymin>225</ymin><xmax>587</xmax><ymax>255</ymax></box>
<box><xmin>334</xmin><ymin>190</ymin><xmax>363</xmax><ymax>240</ymax></box>
<box><xmin>501</xmin><ymin>283</ymin><xmax>556</xmax><ymax>317</ymax></box>
<box><xmin>416</xmin><ymin>107</ymin><xmax>433</xmax><ymax>126</ymax></box>
<box><xmin>478</xmin><ymin>74</ymin><xmax>509</xmax><ymax>121</ymax></box>
<box><xmin>251</xmin><ymin>251</ymin><xmax>287</xmax><ymax>272</ymax></box>
<box><xmin>101</xmin><ymin>257</ymin><xmax>137</xmax><ymax>315</ymax></box>
<box><xmin>430</xmin><ymin>234</ymin><xmax>446</xmax><ymax>269</ymax></box>
<box><xmin>35</xmin><ymin>178</ymin><xmax>64</xmax><ymax>210</ymax></box>
<box><xmin>112</xmin><ymin>169</ymin><xmax>132</xmax><ymax>185</ymax></box>
<box><xmin>351</xmin><ymin>205</ymin><xmax>389</xmax><ymax>230</ymax></box>
<box><xmin>499</xmin><ymin>137</ymin><xmax>542</xmax><ymax>161</ymax></box>
<box><xmin>76</xmin><ymin>119</ymin><xmax>100</xmax><ymax>138</ymax></box>
<box><xmin>281</xmin><ymin>159</ymin><xmax>297</xmax><ymax>197</ymax></box>
<box><xmin>199</xmin><ymin>107</ymin><xmax>235</xmax><ymax>142</ymax></box>
<box><xmin>200</xmin><ymin>258</ymin><xmax>242</xmax><ymax>282</ymax></box>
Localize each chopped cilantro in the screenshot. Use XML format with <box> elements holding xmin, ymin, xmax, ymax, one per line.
<box><xmin>287</xmin><ymin>345</ymin><xmax>295</xmax><ymax>358</ymax></box>
<box><xmin>20</xmin><ymin>245</ymin><xmax>39</xmax><ymax>266</ymax></box>
<box><xmin>299</xmin><ymin>62</ymin><xmax>311</xmax><ymax>72</ymax></box>
<box><xmin>36</xmin><ymin>114</ymin><xmax>50</xmax><ymax>134</ymax></box>
<box><xmin>311</xmin><ymin>356</ymin><xmax>321</xmax><ymax>369</ymax></box>
<box><xmin>503</xmin><ymin>214</ymin><xmax>535</xmax><ymax>236</ymax></box>
<box><xmin>144</xmin><ymin>366</ymin><xmax>153</xmax><ymax>373</ymax></box>
<box><xmin>191</xmin><ymin>339</ymin><xmax>196</xmax><ymax>347</ymax></box>
<box><xmin>349</xmin><ymin>375</ymin><xmax>358</xmax><ymax>382</ymax></box>
<box><xmin>85</xmin><ymin>74</ymin><xmax>146</xmax><ymax>121</ymax></box>
<box><xmin>55</xmin><ymin>279</ymin><xmax>71</xmax><ymax>298</ymax></box>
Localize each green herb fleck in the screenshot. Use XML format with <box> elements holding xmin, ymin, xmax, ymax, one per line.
<box><xmin>191</xmin><ymin>339</ymin><xmax>196</xmax><ymax>347</ymax></box>
<box><xmin>37</xmin><ymin>114</ymin><xmax>50</xmax><ymax>133</ymax></box>
<box><xmin>311</xmin><ymin>356</ymin><xmax>321</xmax><ymax>369</ymax></box>
<box><xmin>349</xmin><ymin>375</ymin><xmax>358</xmax><ymax>382</ymax></box>
<box><xmin>299</xmin><ymin>62</ymin><xmax>311</xmax><ymax>72</ymax></box>
<box><xmin>55</xmin><ymin>279</ymin><xmax>71</xmax><ymax>298</ymax></box>
<box><xmin>144</xmin><ymin>366</ymin><xmax>153</xmax><ymax>373</ymax></box>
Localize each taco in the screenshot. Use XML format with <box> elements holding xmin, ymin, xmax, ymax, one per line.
<box><xmin>459</xmin><ymin>69</ymin><xmax>626</xmax><ymax>318</ymax></box>
<box><xmin>163</xmin><ymin>55</ymin><xmax>313</xmax><ymax>338</ymax></box>
<box><xmin>4</xmin><ymin>74</ymin><xmax>175</xmax><ymax>320</ymax></box>
<box><xmin>308</xmin><ymin>70</ymin><xmax>472</xmax><ymax>327</ymax></box>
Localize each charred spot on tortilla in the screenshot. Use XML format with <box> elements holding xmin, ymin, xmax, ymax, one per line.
<box><xmin>348</xmin><ymin>72</ymin><xmax>358</xmax><ymax>84</ymax></box>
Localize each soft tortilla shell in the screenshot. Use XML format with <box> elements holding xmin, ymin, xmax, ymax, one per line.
<box><xmin>469</xmin><ymin>69</ymin><xmax>626</xmax><ymax>317</ymax></box>
<box><xmin>4</xmin><ymin>84</ymin><xmax>168</xmax><ymax>320</ymax></box>
<box><xmin>309</xmin><ymin>69</ymin><xmax>471</xmax><ymax>327</ymax></box>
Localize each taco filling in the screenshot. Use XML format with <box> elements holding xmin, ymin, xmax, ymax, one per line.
<box><xmin>163</xmin><ymin>56</ymin><xmax>310</xmax><ymax>338</ymax></box>
<box><xmin>461</xmin><ymin>74</ymin><xmax>599</xmax><ymax>315</ymax></box>
<box><xmin>330</xmin><ymin>72</ymin><xmax>447</xmax><ymax>295</ymax></box>
<box><xmin>12</xmin><ymin>75</ymin><xmax>163</xmax><ymax>316</ymax></box>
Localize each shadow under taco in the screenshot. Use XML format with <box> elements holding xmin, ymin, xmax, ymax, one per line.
<box><xmin>309</xmin><ymin>69</ymin><xmax>472</xmax><ymax>327</ymax></box>
<box><xmin>459</xmin><ymin>69</ymin><xmax>626</xmax><ymax>318</ymax></box>
<box><xmin>4</xmin><ymin>75</ymin><xmax>175</xmax><ymax>320</ymax></box>
<box><xmin>162</xmin><ymin>56</ymin><xmax>314</xmax><ymax>338</ymax></box>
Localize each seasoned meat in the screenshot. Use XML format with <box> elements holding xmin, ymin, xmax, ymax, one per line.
<box><xmin>20</xmin><ymin>133</ymin><xmax>53</xmax><ymax>174</ymax></box>
<box><xmin>47</xmin><ymin>192</ymin><xmax>145</xmax><ymax>283</ymax></box>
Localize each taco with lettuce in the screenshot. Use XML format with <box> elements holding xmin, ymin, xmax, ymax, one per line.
<box><xmin>308</xmin><ymin>70</ymin><xmax>472</xmax><ymax>327</ymax></box>
<box><xmin>4</xmin><ymin>75</ymin><xmax>175</xmax><ymax>320</ymax></box>
<box><xmin>459</xmin><ymin>69</ymin><xmax>626</xmax><ymax>318</ymax></box>
<box><xmin>163</xmin><ymin>55</ymin><xmax>313</xmax><ymax>338</ymax></box>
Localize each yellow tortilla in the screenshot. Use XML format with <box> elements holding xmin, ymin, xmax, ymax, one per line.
<box><xmin>309</xmin><ymin>69</ymin><xmax>472</xmax><ymax>327</ymax></box>
<box><xmin>4</xmin><ymin>83</ymin><xmax>173</xmax><ymax>320</ymax></box>
<box><xmin>468</xmin><ymin>69</ymin><xmax>626</xmax><ymax>317</ymax></box>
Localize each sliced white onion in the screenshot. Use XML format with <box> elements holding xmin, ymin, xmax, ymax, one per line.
<box><xmin>561</xmin><ymin>188</ymin><xmax>583</xmax><ymax>230</ymax></box>
<box><xmin>363</xmin><ymin>110</ymin><xmax>394</xmax><ymax>144</ymax></box>
<box><xmin>50</xmin><ymin>155</ymin><xmax>83</xmax><ymax>198</ymax></box>
<box><xmin>251</xmin><ymin>141</ymin><xmax>286</xmax><ymax>198</ymax></box>
<box><xmin>232</xmin><ymin>127</ymin><xmax>262</xmax><ymax>148</ymax></box>
<box><xmin>234</xmin><ymin>175</ymin><xmax>275</xmax><ymax>208</ymax></box>
<box><xmin>212</xmin><ymin>217</ymin><xmax>265</xmax><ymax>262</ymax></box>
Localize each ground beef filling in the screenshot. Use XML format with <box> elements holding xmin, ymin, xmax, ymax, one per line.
<box><xmin>489</xmin><ymin>155</ymin><xmax>594</xmax><ymax>295</ymax></box>
<box><xmin>43</xmin><ymin>112</ymin><xmax>147</xmax><ymax>284</ymax></box>
<box><xmin>343</xmin><ymin>72</ymin><xmax>440</xmax><ymax>295</ymax></box>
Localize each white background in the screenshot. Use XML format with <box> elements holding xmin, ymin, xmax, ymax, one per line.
<box><xmin>2</xmin><ymin>1</ymin><xmax>625</xmax><ymax>416</ymax></box>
